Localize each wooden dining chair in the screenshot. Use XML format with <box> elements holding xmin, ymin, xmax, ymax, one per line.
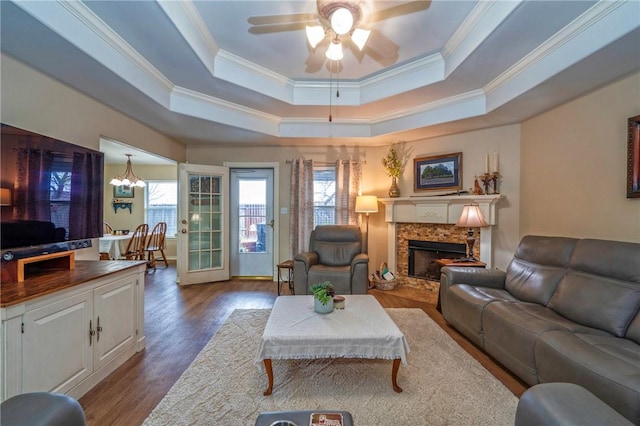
<box><xmin>103</xmin><ymin>222</ymin><xmax>113</xmax><ymax>235</ymax></box>
<box><xmin>100</xmin><ymin>222</ymin><xmax>114</xmax><ymax>260</ymax></box>
<box><xmin>122</xmin><ymin>224</ymin><xmax>149</xmax><ymax>261</ymax></box>
<box><xmin>145</xmin><ymin>222</ymin><xmax>169</xmax><ymax>271</ymax></box>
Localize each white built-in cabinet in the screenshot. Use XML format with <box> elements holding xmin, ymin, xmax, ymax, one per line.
<box><xmin>1</xmin><ymin>262</ymin><xmax>145</xmax><ymax>401</ymax></box>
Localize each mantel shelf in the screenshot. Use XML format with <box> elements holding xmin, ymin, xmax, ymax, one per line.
<box><xmin>379</xmin><ymin>194</ymin><xmax>503</xmax><ymax>225</ymax></box>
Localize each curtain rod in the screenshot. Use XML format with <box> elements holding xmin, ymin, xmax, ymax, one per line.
<box><xmin>285</xmin><ymin>160</ymin><xmax>366</xmax><ymax>165</ymax></box>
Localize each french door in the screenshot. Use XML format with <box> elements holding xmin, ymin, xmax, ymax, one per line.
<box><xmin>177</xmin><ymin>164</ymin><xmax>229</xmax><ymax>285</ymax></box>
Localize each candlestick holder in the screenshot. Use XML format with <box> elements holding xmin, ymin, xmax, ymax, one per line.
<box><xmin>491</xmin><ymin>172</ymin><xmax>500</xmax><ymax>194</ymax></box>
<box><xmin>480</xmin><ymin>173</ymin><xmax>492</xmax><ymax>195</ymax></box>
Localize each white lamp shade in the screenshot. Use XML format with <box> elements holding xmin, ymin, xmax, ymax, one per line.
<box><xmin>306</xmin><ymin>25</ymin><xmax>325</xmax><ymax>48</ymax></box>
<box><xmin>355</xmin><ymin>195</ymin><xmax>378</xmax><ymax>214</ymax></box>
<box><xmin>456</xmin><ymin>204</ymin><xmax>488</xmax><ymax>228</ymax></box>
<box><xmin>330</xmin><ymin>7</ymin><xmax>353</xmax><ymax>35</ymax></box>
<box><xmin>325</xmin><ymin>39</ymin><xmax>344</xmax><ymax>60</ymax></box>
<box><xmin>351</xmin><ymin>28</ymin><xmax>370</xmax><ymax>50</ymax></box>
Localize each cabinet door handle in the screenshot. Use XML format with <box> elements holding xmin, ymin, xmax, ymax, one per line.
<box><xmin>89</xmin><ymin>319</ymin><xmax>95</xmax><ymax>346</ymax></box>
<box><xmin>96</xmin><ymin>316</ymin><xmax>102</xmax><ymax>342</ymax></box>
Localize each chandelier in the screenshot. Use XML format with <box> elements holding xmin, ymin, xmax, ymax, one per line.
<box><xmin>109</xmin><ymin>154</ymin><xmax>146</xmax><ymax>187</ymax></box>
<box><xmin>306</xmin><ymin>1</ymin><xmax>371</xmax><ymax>61</ymax></box>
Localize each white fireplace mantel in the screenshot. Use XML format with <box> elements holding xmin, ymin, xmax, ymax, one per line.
<box><xmin>379</xmin><ymin>194</ymin><xmax>503</xmax><ymax>270</ymax></box>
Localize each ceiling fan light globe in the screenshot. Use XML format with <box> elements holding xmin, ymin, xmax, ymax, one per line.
<box><xmin>135</xmin><ymin>180</ymin><xmax>146</xmax><ymax>188</ymax></box>
<box><xmin>121</xmin><ymin>178</ymin><xmax>132</xmax><ymax>187</ymax></box>
<box><xmin>325</xmin><ymin>40</ymin><xmax>344</xmax><ymax>61</ymax></box>
<box><xmin>330</xmin><ymin>7</ymin><xmax>353</xmax><ymax>35</ymax></box>
<box><xmin>110</xmin><ymin>177</ymin><xmax>122</xmax><ymax>186</ymax></box>
<box><xmin>306</xmin><ymin>25</ymin><xmax>325</xmax><ymax>48</ymax></box>
<box><xmin>352</xmin><ymin>28</ymin><xmax>370</xmax><ymax>50</ymax></box>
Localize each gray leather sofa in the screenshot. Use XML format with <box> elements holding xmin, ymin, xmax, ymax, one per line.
<box><xmin>294</xmin><ymin>225</ymin><xmax>369</xmax><ymax>295</ymax></box>
<box><xmin>439</xmin><ymin>235</ymin><xmax>640</xmax><ymax>424</ymax></box>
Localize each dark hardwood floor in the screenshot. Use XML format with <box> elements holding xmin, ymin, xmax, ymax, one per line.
<box><xmin>78</xmin><ymin>265</ymin><xmax>527</xmax><ymax>426</ymax></box>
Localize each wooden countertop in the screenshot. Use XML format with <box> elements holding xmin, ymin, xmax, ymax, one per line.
<box><xmin>0</xmin><ymin>260</ymin><xmax>147</xmax><ymax>307</ymax></box>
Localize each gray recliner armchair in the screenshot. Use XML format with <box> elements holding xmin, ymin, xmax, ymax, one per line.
<box><xmin>293</xmin><ymin>225</ymin><xmax>369</xmax><ymax>295</ymax></box>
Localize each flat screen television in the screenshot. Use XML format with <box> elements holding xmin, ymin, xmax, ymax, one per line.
<box><xmin>0</xmin><ymin>124</ymin><xmax>104</xmax><ymax>253</ymax></box>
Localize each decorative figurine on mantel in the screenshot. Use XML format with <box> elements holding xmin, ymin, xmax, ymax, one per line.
<box><xmin>382</xmin><ymin>143</ymin><xmax>405</xmax><ymax>197</ymax></box>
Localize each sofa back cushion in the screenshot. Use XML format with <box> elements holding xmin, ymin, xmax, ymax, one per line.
<box><xmin>547</xmin><ymin>239</ymin><xmax>640</xmax><ymax>337</ymax></box>
<box><xmin>505</xmin><ymin>236</ymin><xmax>578</xmax><ymax>305</ymax></box>
<box><xmin>311</xmin><ymin>225</ymin><xmax>362</xmax><ymax>267</ymax></box>
<box><xmin>626</xmin><ymin>313</ymin><xmax>640</xmax><ymax>344</ymax></box>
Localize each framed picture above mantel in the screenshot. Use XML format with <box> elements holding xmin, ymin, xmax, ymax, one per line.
<box><xmin>414</xmin><ymin>152</ymin><xmax>462</xmax><ymax>192</ymax></box>
<box><xmin>628</xmin><ymin>115</ymin><xmax>640</xmax><ymax>199</ymax></box>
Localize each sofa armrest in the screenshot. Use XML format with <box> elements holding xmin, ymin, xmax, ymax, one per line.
<box><xmin>293</xmin><ymin>252</ymin><xmax>318</xmax><ymax>295</ymax></box>
<box><xmin>350</xmin><ymin>253</ymin><xmax>368</xmax><ymax>272</ymax></box>
<box><xmin>441</xmin><ymin>266</ymin><xmax>506</xmax><ymax>290</ymax></box>
<box><xmin>439</xmin><ymin>267</ymin><xmax>506</xmax><ymax>314</ymax></box>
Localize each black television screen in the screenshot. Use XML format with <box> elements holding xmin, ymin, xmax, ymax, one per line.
<box><xmin>1</xmin><ymin>124</ymin><xmax>104</xmax><ymax>250</ymax></box>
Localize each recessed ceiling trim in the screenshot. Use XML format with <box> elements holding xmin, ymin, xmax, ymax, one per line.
<box><xmin>215</xmin><ymin>49</ymin><xmax>295</xmax><ymax>104</ymax></box>
<box><xmin>484</xmin><ymin>0</ymin><xmax>638</xmax><ymax>111</ymax></box>
<box><xmin>371</xmin><ymin>90</ymin><xmax>487</xmax><ymax>135</ymax></box>
<box><xmin>442</xmin><ymin>0</ymin><xmax>523</xmax><ymax>76</ymax></box>
<box><xmin>171</xmin><ymin>86</ymin><xmax>281</xmax><ymax>136</ymax></box>
<box><xmin>25</xmin><ymin>0</ymin><xmax>174</xmax><ymax>107</ymax></box>
<box><xmin>359</xmin><ymin>54</ymin><xmax>445</xmax><ymax>104</ymax></box>
<box><xmin>157</xmin><ymin>0</ymin><xmax>219</xmax><ymax>77</ymax></box>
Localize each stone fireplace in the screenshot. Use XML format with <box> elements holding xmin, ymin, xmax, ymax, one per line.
<box><xmin>408</xmin><ymin>239</ymin><xmax>467</xmax><ymax>279</ymax></box>
<box><xmin>379</xmin><ymin>195</ymin><xmax>501</xmax><ymax>292</ymax></box>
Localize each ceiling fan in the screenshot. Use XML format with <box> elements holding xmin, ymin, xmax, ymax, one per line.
<box><xmin>248</xmin><ymin>1</ymin><xmax>430</xmax><ymax>68</ymax></box>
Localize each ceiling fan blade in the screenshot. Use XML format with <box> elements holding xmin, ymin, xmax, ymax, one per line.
<box><xmin>248</xmin><ymin>13</ymin><xmax>317</xmax><ymax>26</ymax></box>
<box><xmin>305</xmin><ymin>38</ymin><xmax>330</xmax><ymax>73</ymax></box>
<box><xmin>365</xmin><ymin>29</ymin><xmax>399</xmax><ymax>59</ymax></box>
<box><xmin>248</xmin><ymin>22</ymin><xmax>313</xmax><ymax>34</ymax></box>
<box><xmin>367</xmin><ymin>1</ymin><xmax>431</xmax><ymax>23</ymax></box>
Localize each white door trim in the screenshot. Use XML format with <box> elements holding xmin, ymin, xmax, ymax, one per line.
<box><xmin>224</xmin><ymin>162</ymin><xmax>280</xmax><ymax>279</ymax></box>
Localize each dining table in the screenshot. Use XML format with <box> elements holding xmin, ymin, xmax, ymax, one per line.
<box><xmin>99</xmin><ymin>234</ymin><xmax>133</xmax><ymax>260</ymax></box>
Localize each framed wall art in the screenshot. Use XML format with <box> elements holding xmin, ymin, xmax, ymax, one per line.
<box><xmin>414</xmin><ymin>152</ymin><xmax>462</xmax><ymax>191</ymax></box>
<box><xmin>628</xmin><ymin>115</ymin><xmax>640</xmax><ymax>199</ymax></box>
<box><xmin>113</xmin><ymin>185</ymin><xmax>135</xmax><ymax>198</ymax></box>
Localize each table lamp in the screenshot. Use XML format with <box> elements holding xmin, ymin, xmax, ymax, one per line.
<box><xmin>355</xmin><ymin>195</ymin><xmax>378</xmax><ymax>253</ymax></box>
<box><xmin>455</xmin><ymin>203</ymin><xmax>488</xmax><ymax>262</ymax></box>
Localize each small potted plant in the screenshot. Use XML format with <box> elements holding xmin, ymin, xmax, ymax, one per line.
<box><xmin>310</xmin><ymin>281</ymin><xmax>335</xmax><ymax>314</ymax></box>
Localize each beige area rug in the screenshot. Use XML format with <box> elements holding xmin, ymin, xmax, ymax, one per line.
<box><xmin>143</xmin><ymin>309</ymin><xmax>518</xmax><ymax>426</ymax></box>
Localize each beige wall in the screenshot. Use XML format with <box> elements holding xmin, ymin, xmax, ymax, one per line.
<box><xmin>1</xmin><ymin>53</ymin><xmax>186</xmax><ymax>259</ymax></box>
<box><xmin>188</xmin><ymin>125</ymin><xmax>522</xmax><ymax>270</ymax></box>
<box><xmin>521</xmin><ymin>72</ymin><xmax>640</xmax><ymax>242</ymax></box>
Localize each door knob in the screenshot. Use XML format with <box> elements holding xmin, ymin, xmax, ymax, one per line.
<box><xmin>268</xmin><ymin>219</ymin><xmax>274</xmax><ymax>229</ymax></box>
<box><xmin>181</xmin><ymin>229</ymin><xmax>187</xmax><ymax>234</ymax></box>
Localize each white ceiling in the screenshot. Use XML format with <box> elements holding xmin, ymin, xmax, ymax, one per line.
<box><xmin>2</xmin><ymin>0</ymin><xmax>639</xmax><ymax>158</ymax></box>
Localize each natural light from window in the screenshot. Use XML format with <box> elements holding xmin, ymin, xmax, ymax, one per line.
<box><xmin>145</xmin><ymin>181</ymin><xmax>177</xmax><ymax>236</ymax></box>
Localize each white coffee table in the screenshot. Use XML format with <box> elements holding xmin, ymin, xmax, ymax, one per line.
<box><xmin>255</xmin><ymin>294</ymin><xmax>410</xmax><ymax>395</ymax></box>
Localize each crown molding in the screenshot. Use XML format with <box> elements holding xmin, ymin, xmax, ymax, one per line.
<box><xmin>484</xmin><ymin>0</ymin><xmax>637</xmax><ymax>110</ymax></box>
<box><xmin>157</xmin><ymin>0</ymin><xmax>219</xmax><ymax>77</ymax></box>
<box><xmin>442</xmin><ymin>0</ymin><xmax>522</xmax><ymax>77</ymax></box>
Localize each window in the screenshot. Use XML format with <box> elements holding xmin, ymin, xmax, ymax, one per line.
<box><xmin>145</xmin><ymin>181</ymin><xmax>177</xmax><ymax>236</ymax></box>
<box><xmin>313</xmin><ymin>167</ymin><xmax>335</xmax><ymax>226</ymax></box>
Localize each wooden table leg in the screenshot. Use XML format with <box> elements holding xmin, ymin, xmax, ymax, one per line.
<box><xmin>391</xmin><ymin>359</ymin><xmax>403</xmax><ymax>393</ymax></box>
<box><xmin>263</xmin><ymin>359</ymin><xmax>274</xmax><ymax>395</ymax></box>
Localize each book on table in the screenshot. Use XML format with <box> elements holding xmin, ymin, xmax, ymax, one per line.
<box><xmin>310</xmin><ymin>412</ymin><xmax>343</xmax><ymax>426</ymax></box>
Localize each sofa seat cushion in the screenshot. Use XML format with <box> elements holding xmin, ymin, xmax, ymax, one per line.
<box><xmin>535</xmin><ymin>330</ymin><xmax>640</xmax><ymax>424</ymax></box>
<box><xmin>309</xmin><ymin>265</ymin><xmax>352</xmax><ymax>294</ymax></box>
<box><xmin>483</xmin><ymin>301</ymin><xmax>607</xmax><ymax>385</ymax></box>
<box><xmin>445</xmin><ymin>285</ymin><xmax>517</xmax><ymax>347</ymax></box>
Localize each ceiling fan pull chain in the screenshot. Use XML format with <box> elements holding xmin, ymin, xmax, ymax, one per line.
<box><xmin>329</xmin><ymin>65</ymin><xmax>333</xmax><ymax>122</ymax></box>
